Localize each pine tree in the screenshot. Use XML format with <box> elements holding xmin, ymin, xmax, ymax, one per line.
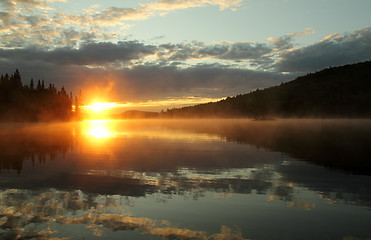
<box><xmin>37</xmin><ymin>80</ymin><xmax>41</xmax><ymax>90</ymax></box>
<box><xmin>13</xmin><ymin>69</ymin><xmax>22</xmax><ymax>88</ymax></box>
<box><xmin>30</xmin><ymin>78</ymin><xmax>34</xmax><ymax>90</ymax></box>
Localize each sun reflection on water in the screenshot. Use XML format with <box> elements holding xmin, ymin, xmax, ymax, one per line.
<box><xmin>85</xmin><ymin>120</ymin><xmax>115</xmax><ymax>139</ymax></box>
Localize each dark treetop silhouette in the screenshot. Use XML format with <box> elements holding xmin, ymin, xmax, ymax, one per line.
<box><xmin>0</xmin><ymin>69</ymin><xmax>75</xmax><ymax>121</ymax></box>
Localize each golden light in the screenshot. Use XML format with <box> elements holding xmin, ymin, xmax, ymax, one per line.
<box><xmin>84</xmin><ymin>102</ymin><xmax>117</xmax><ymax>113</ymax></box>
<box><xmin>85</xmin><ymin>120</ymin><xmax>115</xmax><ymax>139</ymax></box>
<box><xmin>79</xmin><ymin>101</ymin><xmax>119</xmax><ymax>120</ymax></box>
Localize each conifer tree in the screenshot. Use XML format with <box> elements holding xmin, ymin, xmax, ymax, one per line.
<box><xmin>30</xmin><ymin>78</ymin><xmax>34</xmax><ymax>90</ymax></box>
<box><xmin>13</xmin><ymin>69</ymin><xmax>22</xmax><ymax>88</ymax></box>
<box><xmin>37</xmin><ymin>80</ymin><xmax>41</xmax><ymax>90</ymax></box>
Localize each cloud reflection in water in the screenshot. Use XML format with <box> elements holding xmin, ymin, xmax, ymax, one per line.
<box><xmin>0</xmin><ymin>189</ymin><xmax>249</xmax><ymax>240</ymax></box>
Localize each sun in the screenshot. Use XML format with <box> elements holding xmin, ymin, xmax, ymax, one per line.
<box><xmin>86</xmin><ymin>102</ymin><xmax>117</xmax><ymax>113</ymax></box>
<box><xmin>79</xmin><ymin>101</ymin><xmax>118</xmax><ymax>119</ymax></box>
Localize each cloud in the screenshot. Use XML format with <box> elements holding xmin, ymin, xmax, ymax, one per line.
<box><xmin>92</xmin><ymin>7</ymin><xmax>151</xmax><ymax>25</ymax></box>
<box><xmin>159</xmin><ymin>41</ymin><xmax>272</xmax><ymax>61</ymax></box>
<box><xmin>322</xmin><ymin>33</ymin><xmax>341</xmax><ymax>41</ymax></box>
<box><xmin>0</xmin><ymin>0</ymin><xmax>246</xmax><ymax>49</ymax></box>
<box><xmin>0</xmin><ymin>52</ymin><xmax>289</xmax><ymax>104</ymax></box>
<box><xmin>0</xmin><ymin>41</ymin><xmax>157</xmax><ymax>65</ymax></box>
<box><xmin>286</xmin><ymin>28</ymin><xmax>315</xmax><ymax>37</ymax></box>
<box><xmin>1</xmin><ymin>24</ymin><xmax>369</xmax><ymax>107</ymax></box>
<box><xmin>111</xmin><ymin>63</ymin><xmax>287</xmax><ymax>101</ymax></box>
<box><xmin>140</xmin><ymin>0</ymin><xmax>243</xmax><ymax>11</ymax></box>
<box><xmin>268</xmin><ymin>28</ymin><xmax>315</xmax><ymax>51</ymax></box>
<box><xmin>268</xmin><ymin>36</ymin><xmax>293</xmax><ymax>50</ymax></box>
<box><xmin>0</xmin><ymin>10</ymin><xmax>91</xmax><ymax>48</ymax></box>
<box><xmin>275</xmin><ymin>27</ymin><xmax>371</xmax><ymax>72</ymax></box>
<box><xmin>0</xmin><ymin>188</ymin><xmax>250</xmax><ymax>239</ymax></box>
<box><xmin>0</xmin><ymin>39</ymin><xmax>273</xmax><ymax>69</ymax></box>
<box><xmin>0</xmin><ymin>0</ymin><xmax>66</xmax><ymax>10</ymax></box>
<box><xmin>0</xmin><ymin>11</ymin><xmax>13</xmax><ymax>22</ymax></box>
<box><xmin>219</xmin><ymin>42</ymin><xmax>271</xmax><ymax>60</ymax></box>
<box><xmin>89</xmin><ymin>0</ymin><xmax>244</xmax><ymax>27</ymax></box>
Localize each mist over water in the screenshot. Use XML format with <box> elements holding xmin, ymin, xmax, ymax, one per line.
<box><xmin>0</xmin><ymin>119</ymin><xmax>371</xmax><ymax>239</ymax></box>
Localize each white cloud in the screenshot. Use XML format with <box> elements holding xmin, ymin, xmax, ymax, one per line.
<box><xmin>0</xmin><ymin>0</ymin><xmax>247</xmax><ymax>49</ymax></box>
<box><xmin>0</xmin><ymin>0</ymin><xmax>66</xmax><ymax>10</ymax></box>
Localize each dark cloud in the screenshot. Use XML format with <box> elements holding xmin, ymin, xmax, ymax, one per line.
<box><xmin>276</xmin><ymin>27</ymin><xmax>371</xmax><ymax>73</ymax></box>
<box><xmin>160</xmin><ymin>41</ymin><xmax>272</xmax><ymax>61</ymax></box>
<box><xmin>6</xmin><ymin>26</ymin><xmax>371</xmax><ymax>105</ymax></box>
<box><xmin>4</xmin><ymin>27</ymin><xmax>369</xmax><ymax>81</ymax></box>
<box><xmin>219</xmin><ymin>42</ymin><xmax>271</xmax><ymax>60</ymax></box>
<box><xmin>0</xmin><ymin>41</ymin><xmax>156</xmax><ymax>65</ymax></box>
<box><xmin>118</xmin><ymin>64</ymin><xmax>289</xmax><ymax>101</ymax></box>
<box><xmin>268</xmin><ymin>36</ymin><xmax>293</xmax><ymax>50</ymax></box>
<box><xmin>0</xmin><ymin>57</ymin><xmax>289</xmax><ymax>104</ymax></box>
<box><xmin>0</xmin><ymin>11</ymin><xmax>13</xmax><ymax>22</ymax></box>
<box><xmin>0</xmin><ymin>39</ymin><xmax>288</xmax><ymax>103</ymax></box>
<box><xmin>53</xmin><ymin>41</ymin><xmax>156</xmax><ymax>65</ymax></box>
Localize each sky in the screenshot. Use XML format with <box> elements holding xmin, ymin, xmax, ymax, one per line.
<box><xmin>1</xmin><ymin>0</ymin><xmax>371</xmax><ymax>112</ymax></box>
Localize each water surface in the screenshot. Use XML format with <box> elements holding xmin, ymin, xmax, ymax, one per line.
<box><xmin>0</xmin><ymin>119</ymin><xmax>371</xmax><ymax>239</ymax></box>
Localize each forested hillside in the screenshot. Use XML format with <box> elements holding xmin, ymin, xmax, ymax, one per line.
<box><xmin>162</xmin><ymin>61</ymin><xmax>371</xmax><ymax>118</ymax></box>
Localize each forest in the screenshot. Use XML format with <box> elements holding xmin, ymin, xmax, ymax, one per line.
<box><xmin>162</xmin><ymin>61</ymin><xmax>371</xmax><ymax>118</ymax></box>
<box><xmin>0</xmin><ymin>69</ymin><xmax>74</xmax><ymax>121</ymax></box>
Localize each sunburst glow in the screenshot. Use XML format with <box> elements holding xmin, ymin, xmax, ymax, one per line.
<box><xmin>83</xmin><ymin>102</ymin><xmax>117</xmax><ymax>113</ymax></box>
<box><xmin>85</xmin><ymin>120</ymin><xmax>115</xmax><ymax>139</ymax></box>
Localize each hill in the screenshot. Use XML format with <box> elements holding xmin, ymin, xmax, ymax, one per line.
<box><xmin>162</xmin><ymin>61</ymin><xmax>371</xmax><ymax>118</ymax></box>
<box><xmin>112</xmin><ymin>110</ymin><xmax>159</xmax><ymax>119</ymax></box>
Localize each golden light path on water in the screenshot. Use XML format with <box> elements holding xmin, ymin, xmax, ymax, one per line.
<box><xmin>81</xmin><ymin>119</ymin><xmax>223</xmax><ymax>143</ymax></box>
<box><xmin>85</xmin><ymin>120</ymin><xmax>115</xmax><ymax>139</ymax></box>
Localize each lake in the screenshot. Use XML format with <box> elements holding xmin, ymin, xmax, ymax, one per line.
<box><xmin>0</xmin><ymin>119</ymin><xmax>371</xmax><ymax>240</ymax></box>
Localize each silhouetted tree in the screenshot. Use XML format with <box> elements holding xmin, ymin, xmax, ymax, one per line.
<box><xmin>13</xmin><ymin>69</ymin><xmax>22</xmax><ymax>89</ymax></box>
<box><xmin>30</xmin><ymin>78</ymin><xmax>34</xmax><ymax>90</ymax></box>
<box><xmin>37</xmin><ymin>80</ymin><xmax>41</xmax><ymax>90</ymax></box>
<box><xmin>0</xmin><ymin>69</ymin><xmax>75</xmax><ymax>121</ymax></box>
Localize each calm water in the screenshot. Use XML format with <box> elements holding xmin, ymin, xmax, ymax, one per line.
<box><xmin>0</xmin><ymin>119</ymin><xmax>371</xmax><ymax>240</ymax></box>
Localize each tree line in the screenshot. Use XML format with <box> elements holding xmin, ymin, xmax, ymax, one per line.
<box><xmin>0</xmin><ymin>69</ymin><xmax>79</xmax><ymax>121</ymax></box>
<box><xmin>161</xmin><ymin>61</ymin><xmax>371</xmax><ymax>119</ymax></box>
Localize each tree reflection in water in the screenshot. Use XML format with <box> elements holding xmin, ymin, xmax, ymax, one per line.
<box><xmin>0</xmin><ymin>123</ymin><xmax>74</xmax><ymax>173</ymax></box>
